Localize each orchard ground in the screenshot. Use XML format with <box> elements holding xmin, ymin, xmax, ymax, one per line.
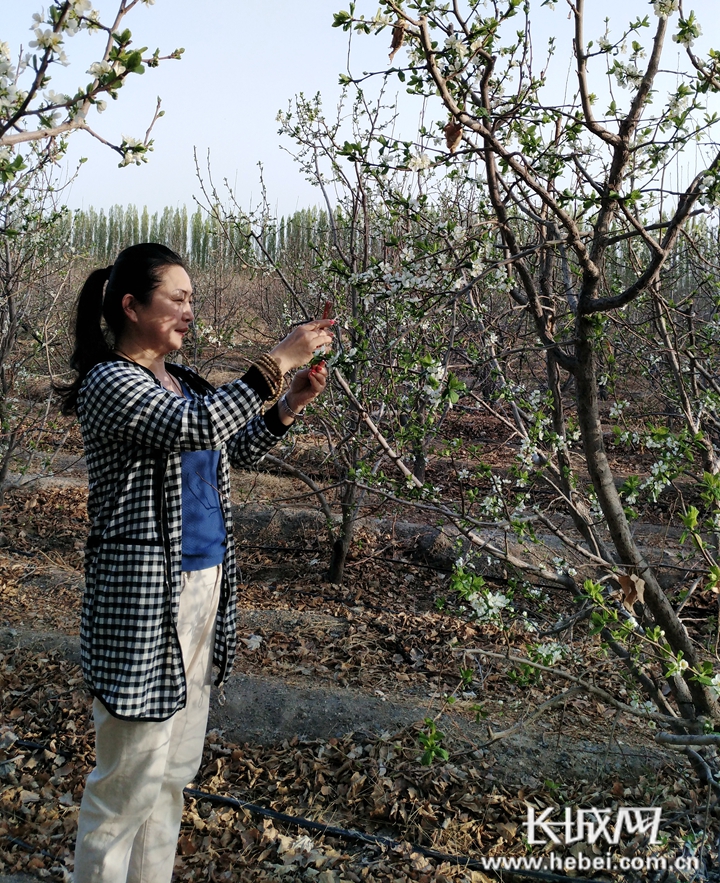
<box><xmin>1</xmin><ymin>420</ymin><xmax>718</xmax><ymax>882</ymax></box>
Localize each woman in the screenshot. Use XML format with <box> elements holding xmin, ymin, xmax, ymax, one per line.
<box><xmin>59</xmin><ymin>243</ymin><xmax>334</xmax><ymax>883</ymax></box>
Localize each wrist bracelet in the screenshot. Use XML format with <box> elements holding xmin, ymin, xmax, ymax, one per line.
<box><xmin>280</xmin><ymin>393</ymin><xmax>303</xmax><ymax>420</ymax></box>
<box><xmin>252</xmin><ymin>353</ymin><xmax>284</xmax><ymax>400</ymax></box>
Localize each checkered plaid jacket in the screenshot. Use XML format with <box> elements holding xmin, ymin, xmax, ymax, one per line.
<box><xmin>77</xmin><ymin>357</ymin><xmax>280</xmax><ymax>721</ymax></box>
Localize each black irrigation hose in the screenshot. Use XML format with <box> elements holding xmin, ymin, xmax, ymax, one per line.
<box><xmin>16</xmin><ymin>739</ymin><xmax>71</xmax><ymax>757</ymax></box>
<box><xmin>2</xmin><ymin>835</ymin><xmax>55</xmax><ymax>860</ymax></box>
<box><xmin>184</xmin><ymin>786</ymin><xmax>610</xmax><ymax>883</ymax></box>
<box><xmin>5</xmin><ymin>737</ymin><xmax>608</xmax><ymax>883</ymax></box>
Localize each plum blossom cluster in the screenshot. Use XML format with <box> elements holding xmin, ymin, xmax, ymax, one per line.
<box><xmin>651</xmin><ymin>0</ymin><xmax>679</xmax><ymax>16</ymax></box>
<box><xmin>530</xmin><ymin>641</ymin><xmax>568</xmax><ymax>666</ymax></box>
<box><xmin>348</xmin><ymin>260</ymin><xmax>450</xmax><ymax>303</ymax></box>
<box><xmin>0</xmin><ymin>41</ymin><xmax>27</xmax><ymax>112</ymax></box>
<box><xmin>118</xmin><ymin>135</ymin><xmax>148</xmax><ymax>167</ymax></box>
<box><xmin>479</xmin><ymin>475</ymin><xmax>509</xmax><ymax>518</ymax></box>
<box><xmin>673</xmin><ymin>12</ymin><xmax>702</xmax><ymax>48</ymax></box>
<box><xmin>467</xmin><ymin>589</ymin><xmax>512</xmax><ymax>624</ymax></box>
<box><xmin>640</xmin><ymin>459</ymin><xmax>676</xmax><ymax>502</ymax></box>
<box><xmin>712</xmin><ymin>673</ymin><xmax>720</xmax><ymax>698</ymax></box>
<box><xmin>552</xmin><ymin>556</ymin><xmax>578</xmax><ymax>578</ymax></box>
<box><xmin>29</xmin><ymin>1</ymin><xmax>100</xmax><ymax>63</ymax></box>
<box><xmin>195</xmin><ymin>321</ymin><xmax>230</xmax><ymax>348</ymax></box>
<box><xmin>610</xmin><ymin>60</ymin><xmax>643</xmax><ymax>89</ymax></box>
<box><xmin>407</xmin><ymin>153</ymin><xmax>431</xmax><ymax>172</ymax></box>
<box><xmin>665</xmin><ymin>85</ymin><xmax>692</xmax><ymax>120</ymax></box>
<box><xmin>420</xmin><ymin>359</ymin><xmax>445</xmax><ymax>407</ymax></box>
<box><xmin>609</xmin><ymin>399</ymin><xmax>629</xmax><ymax>420</ymax></box>
<box><xmin>666</xmin><ymin>656</ymin><xmax>690</xmax><ymax>677</ymax></box>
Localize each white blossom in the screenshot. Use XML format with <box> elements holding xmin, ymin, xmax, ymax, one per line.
<box><xmin>88</xmin><ymin>60</ymin><xmax>112</xmax><ymax>77</ymax></box>
<box><xmin>0</xmin><ymin>84</ymin><xmax>19</xmax><ymax>109</ymax></box>
<box><xmin>612</xmin><ymin>61</ymin><xmax>643</xmax><ymax>89</ymax></box>
<box><xmin>43</xmin><ymin>89</ymin><xmax>67</xmax><ymax>106</ymax></box>
<box><xmin>673</xmin><ymin>22</ymin><xmax>702</xmax><ymax>47</ymax></box>
<box><xmin>29</xmin><ymin>29</ymin><xmax>64</xmax><ymax>52</ymax></box>
<box><xmin>652</xmin><ymin>0</ymin><xmax>679</xmax><ymax>16</ymax></box>
<box><xmin>445</xmin><ymin>35</ymin><xmax>468</xmax><ymax>59</ymax></box>
<box><xmin>533</xmin><ymin>642</ymin><xmax>567</xmax><ymax>666</ymax></box>
<box><xmin>468</xmin><ymin>590</ymin><xmax>511</xmax><ymax>623</ymax></box>
<box><xmin>609</xmin><ymin>400</ymin><xmax>628</xmax><ymax>419</ymax></box>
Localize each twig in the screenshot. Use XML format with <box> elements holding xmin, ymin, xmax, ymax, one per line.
<box><xmin>480</xmin><ymin>687</ymin><xmax>584</xmax><ymax>748</ymax></box>
<box><xmin>684</xmin><ymin>748</ymin><xmax>720</xmax><ymax>798</ymax></box>
<box><xmin>599</xmin><ymin>709</ymin><xmax>621</xmax><ymax>774</ymax></box>
<box><xmin>656</xmin><ymin>733</ymin><xmax>720</xmax><ymax>747</ymax></box>
<box><xmin>261</xmin><ymin>454</ymin><xmax>335</xmax><ymax>534</ymax></box>
<box><xmin>601</xmin><ymin>628</ymin><xmax>678</xmax><ymax>721</ymax></box>
<box><xmin>676</xmin><ymin>575</ymin><xmax>701</xmax><ymax>615</ymax></box>
<box><xmin>332</xmin><ymin>368</ymin><xmax>422</xmax><ymax>488</ymax></box>
<box><xmin>458</xmin><ymin>648</ymin><xmax>695</xmax><ymax>727</ymax></box>
<box><xmin>539</xmin><ymin>605</ymin><xmax>594</xmax><ymax>637</ymax></box>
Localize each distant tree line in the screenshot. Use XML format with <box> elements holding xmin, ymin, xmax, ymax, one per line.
<box><xmin>64</xmin><ymin>204</ymin><xmax>336</xmax><ymax>269</ymax></box>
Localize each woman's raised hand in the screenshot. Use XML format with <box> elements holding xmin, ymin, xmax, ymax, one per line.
<box><xmin>269</xmin><ymin>319</ymin><xmax>335</xmax><ymax>375</ymax></box>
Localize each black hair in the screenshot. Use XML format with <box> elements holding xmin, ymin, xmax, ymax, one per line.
<box><xmin>57</xmin><ymin>242</ymin><xmax>186</xmax><ymax>415</ymax></box>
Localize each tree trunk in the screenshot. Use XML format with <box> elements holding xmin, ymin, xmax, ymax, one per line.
<box><xmin>412</xmin><ymin>447</ymin><xmax>426</xmax><ymax>484</ymax></box>
<box><xmin>327</xmin><ymin>481</ymin><xmax>361</xmax><ymax>585</ymax></box>
<box><xmin>574</xmin><ymin>315</ymin><xmax>719</xmax><ymax>720</ymax></box>
<box><xmin>546</xmin><ymin>348</ymin><xmax>615</xmax><ymax>563</ymax></box>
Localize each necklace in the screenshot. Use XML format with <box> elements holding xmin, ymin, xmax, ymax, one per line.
<box><xmin>115</xmin><ymin>349</ymin><xmax>183</xmax><ymax>397</ymax></box>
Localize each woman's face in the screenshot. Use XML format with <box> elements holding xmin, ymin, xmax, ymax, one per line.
<box><xmin>131</xmin><ymin>264</ymin><xmax>194</xmax><ymax>356</ymax></box>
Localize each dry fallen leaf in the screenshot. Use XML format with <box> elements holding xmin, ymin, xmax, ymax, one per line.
<box><xmin>495</xmin><ymin>821</ymin><xmax>517</xmax><ymax>840</ymax></box>
<box><xmin>444</xmin><ymin>120</ymin><xmax>463</xmax><ymax>153</ymax></box>
<box><xmin>177</xmin><ymin>832</ymin><xmax>198</xmax><ymax>855</ymax></box>
<box><xmin>242</xmin><ymin>634</ymin><xmax>264</xmax><ymax>651</ymax></box>
<box><xmin>618</xmin><ymin>573</ymin><xmax>645</xmax><ymax>611</ymax></box>
<box><xmin>389</xmin><ymin>19</ymin><xmax>406</xmax><ymax>61</ymax></box>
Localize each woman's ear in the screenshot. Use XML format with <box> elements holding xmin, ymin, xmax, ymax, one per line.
<box><xmin>121</xmin><ymin>293</ymin><xmax>139</xmax><ymax>323</ymax></box>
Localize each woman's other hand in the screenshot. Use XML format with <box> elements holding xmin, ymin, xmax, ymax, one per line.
<box><xmin>278</xmin><ymin>361</ymin><xmax>328</xmax><ymax>425</ymax></box>
<box><xmin>269</xmin><ymin>320</ymin><xmax>335</xmax><ymax>375</ymax></box>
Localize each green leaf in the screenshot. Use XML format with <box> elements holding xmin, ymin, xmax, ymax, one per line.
<box><xmin>113</xmin><ymin>28</ymin><xmax>133</xmax><ymax>46</ymax></box>
<box><xmin>332</xmin><ymin>10</ymin><xmax>352</xmax><ymax>29</ymax></box>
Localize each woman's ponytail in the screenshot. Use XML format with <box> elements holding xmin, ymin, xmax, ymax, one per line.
<box><xmin>72</xmin><ymin>266</ymin><xmax>114</xmax><ymax>368</ymax></box>
<box><xmin>57</xmin><ymin>266</ymin><xmax>114</xmax><ymax>415</ymax></box>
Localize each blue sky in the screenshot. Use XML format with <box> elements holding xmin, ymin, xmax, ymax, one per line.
<box><xmin>4</xmin><ymin>1</ymin><xmax>381</xmax><ymax>216</ymax></box>
<box><xmin>3</xmin><ymin>0</ymin><xmax>717</xmax><ymax>217</ymax></box>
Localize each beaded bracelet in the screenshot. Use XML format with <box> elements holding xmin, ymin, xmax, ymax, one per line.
<box><xmin>252</xmin><ymin>353</ymin><xmax>283</xmax><ymax>399</ymax></box>
<box><xmin>280</xmin><ymin>393</ymin><xmax>303</xmax><ymax>420</ymax></box>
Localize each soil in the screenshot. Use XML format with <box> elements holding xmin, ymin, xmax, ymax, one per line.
<box><xmin>1</xmin><ymin>458</ymin><xmax>718</xmax><ymax>881</ymax></box>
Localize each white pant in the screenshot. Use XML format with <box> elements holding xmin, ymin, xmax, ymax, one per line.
<box><xmin>74</xmin><ymin>566</ymin><xmax>222</xmax><ymax>883</ymax></box>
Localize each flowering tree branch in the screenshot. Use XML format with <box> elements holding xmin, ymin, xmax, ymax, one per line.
<box><xmin>0</xmin><ymin>0</ymin><xmax>182</xmax><ymax>176</ymax></box>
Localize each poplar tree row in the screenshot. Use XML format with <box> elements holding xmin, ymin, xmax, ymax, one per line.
<box><xmin>64</xmin><ymin>204</ymin><xmax>333</xmax><ymax>269</ymax></box>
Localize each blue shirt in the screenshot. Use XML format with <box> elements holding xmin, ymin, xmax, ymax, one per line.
<box><xmin>180</xmin><ymin>382</ymin><xmax>227</xmax><ymax>571</ymax></box>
